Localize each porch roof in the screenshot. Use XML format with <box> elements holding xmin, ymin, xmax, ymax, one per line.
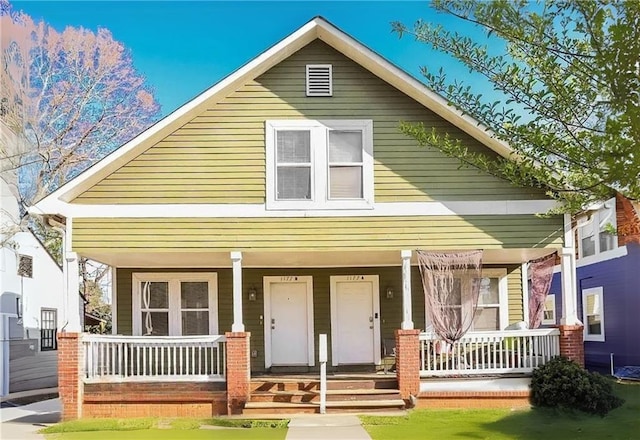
<box><xmin>85</xmin><ymin>248</ymin><xmax>557</xmax><ymax>268</ymax></box>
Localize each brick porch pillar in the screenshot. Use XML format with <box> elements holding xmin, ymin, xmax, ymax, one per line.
<box><xmin>395</xmin><ymin>329</ymin><xmax>420</xmax><ymax>404</ymax></box>
<box><xmin>57</xmin><ymin>332</ymin><xmax>83</xmax><ymax>420</ymax></box>
<box><xmin>558</xmin><ymin>325</ymin><xmax>584</xmax><ymax>367</ymax></box>
<box><xmin>225</xmin><ymin>331</ymin><xmax>251</xmax><ymax>415</ymax></box>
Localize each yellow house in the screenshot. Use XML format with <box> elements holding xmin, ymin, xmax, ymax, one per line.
<box><xmin>32</xmin><ymin>17</ymin><xmax>583</xmax><ymax>419</ymax></box>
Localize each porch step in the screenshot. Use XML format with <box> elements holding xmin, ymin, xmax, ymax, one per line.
<box><xmin>250</xmin><ymin>388</ymin><xmax>401</xmax><ymax>403</ymax></box>
<box><xmin>246</xmin><ymin>376</ymin><xmax>404</xmax><ymax>415</ymax></box>
<box><xmin>242</xmin><ymin>399</ymin><xmax>406</xmax><ymax>415</ymax></box>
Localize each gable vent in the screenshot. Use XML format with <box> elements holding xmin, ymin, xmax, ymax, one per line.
<box><xmin>17</xmin><ymin>254</ymin><xmax>33</xmax><ymax>278</ymax></box>
<box><xmin>306</xmin><ymin>64</ymin><xmax>332</xmax><ymax>97</ymax></box>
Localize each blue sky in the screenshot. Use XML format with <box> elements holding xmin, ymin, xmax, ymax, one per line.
<box><xmin>12</xmin><ymin>1</ymin><xmax>492</xmax><ymax>116</ymax></box>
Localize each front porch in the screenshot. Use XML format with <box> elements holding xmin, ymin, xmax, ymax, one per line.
<box><xmin>55</xmin><ymin>324</ymin><xmax>579</xmax><ymax>418</ymax></box>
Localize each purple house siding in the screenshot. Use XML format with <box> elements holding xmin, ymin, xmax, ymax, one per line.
<box><xmin>550</xmin><ymin>243</ymin><xmax>640</xmax><ymax>373</ymax></box>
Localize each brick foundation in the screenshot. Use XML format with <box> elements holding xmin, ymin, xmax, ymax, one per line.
<box><xmin>83</xmin><ymin>382</ymin><xmax>227</xmax><ymax>418</ymax></box>
<box><xmin>558</xmin><ymin>324</ymin><xmax>585</xmax><ymax>367</ymax></box>
<box><xmin>225</xmin><ymin>331</ymin><xmax>251</xmax><ymax>415</ymax></box>
<box><xmin>57</xmin><ymin>332</ymin><xmax>83</xmax><ymax>421</ymax></box>
<box><xmin>418</xmin><ymin>391</ymin><xmax>531</xmax><ymax>409</ymax></box>
<box><xmin>395</xmin><ymin>329</ymin><xmax>420</xmax><ymax>403</ymax></box>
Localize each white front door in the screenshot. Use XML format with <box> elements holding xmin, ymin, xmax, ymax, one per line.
<box><xmin>330</xmin><ymin>275</ymin><xmax>381</xmax><ymax>366</ymax></box>
<box><xmin>264</xmin><ymin>276</ymin><xmax>314</xmax><ymax>367</ymax></box>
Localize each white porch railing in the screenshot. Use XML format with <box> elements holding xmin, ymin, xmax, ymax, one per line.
<box><xmin>419</xmin><ymin>328</ymin><xmax>560</xmax><ymax>377</ymax></box>
<box><xmin>82</xmin><ymin>334</ymin><xmax>226</xmax><ymax>382</ymax></box>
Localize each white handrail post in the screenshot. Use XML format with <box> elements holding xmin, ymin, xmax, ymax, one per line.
<box><xmin>319</xmin><ymin>334</ymin><xmax>327</xmax><ymax>414</ymax></box>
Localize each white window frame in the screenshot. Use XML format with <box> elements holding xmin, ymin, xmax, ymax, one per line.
<box><xmin>542</xmin><ymin>293</ymin><xmax>556</xmax><ymax>325</ymax></box>
<box><xmin>577</xmin><ymin>197</ymin><xmax>618</xmax><ymax>258</ymax></box>
<box><xmin>265</xmin><ymin>119</ymin><xmax>374</xmax><ymax>210</ymax></box>
<box><xmin>582</xmin><ymin>286</ymin><xmax>605</xmax><ymax>342</ymax></box>
<box><xmin>132</xmin><ymin>272</ymin><xmax>218</xmax><ymax>336</ymax></box>
<box><xmin>424</xmin><ymin>268</ymin><xmax>508</xmax><ymax>332</ymax></box>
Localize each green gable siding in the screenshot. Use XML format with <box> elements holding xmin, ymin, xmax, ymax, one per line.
<box><xmin>74</xmin><ymin>40</ymin><xmax>547</xmax><ymax>204</ymax></box>
<box><xmin>117</xmin><ymin>265</ymin><xmax>522</xmax><ymax>372</ymax></box>
<box><xmin>74</xmin><ymin>215</ymin><xmax>562</xmax><ymax>254</ymax></box>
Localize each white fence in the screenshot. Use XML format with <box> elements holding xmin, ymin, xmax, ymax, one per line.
<box><xmin>82</xmin><ymin>334</ymin><xmax>226</xmax><ymax>382</ymax></box>
<box><xmin>419</xmin><ymin>329</ymin><xmax>560</xmax><ymax>377</ymax></box>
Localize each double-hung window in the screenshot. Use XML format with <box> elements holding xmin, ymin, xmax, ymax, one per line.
<box><xmin>425</xmin><ymin>269</ymin><xmax>508</xmax><ymax>332</ymax></box>
<box><xmin>266</xmin><ymin>120</ymin><xmax>373</xmax><ymax>210</ymax></box>
<box><xmin>582</xmin><ymin>287</ymin><xmax>605</xmax><ymax>342</ymax></box>
<box><xmin>578</xmin><ymin>198</ymin><xmax>617</xmax><ymax>258</ymax></box>
<box><xmin>132</xmin><ymin>273</ymin><xmax>218</xmax><ymax>336</ymax></box>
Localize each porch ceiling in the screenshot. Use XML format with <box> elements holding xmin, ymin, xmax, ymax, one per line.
<box><xmin>84</xmin><ymin>248</ymin><xmax>557</xmax><ymax>268</ymax></box>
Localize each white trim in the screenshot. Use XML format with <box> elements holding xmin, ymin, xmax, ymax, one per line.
<box><xmin>265</xmin><ymin>119</ymin><xmax>374</xmax><ymax>210</ymax></box>
<box><xmin>582</xmin><ymin>286</ymin><xmax>605</xmax><ymax>342</ymax></box>
<box><xmin>329</xmin><ymin>275</ymin><xmax>381</xmax><ymax>366</ymax></box>
<box><xmin>401</xmin><ymin>250</ymin><xmax>413</xmax><ymax>330</ymax></box>
<box><xmin>263</xmin><ymin>276</ymin><xmax>315</xmax><ymax>368</ymax></box>
<box><xmin>111</xmin><ymin>267</ymin><xmax>117</xmax><ymax>335</ymax></box>
<box><xmin>131</xmin><ymin>272</ymin><xmax>218</xmax><ymax>336</ymax></box>
<box><xmin>34</xmin><ymin>17</ymin><xmax>522</xmax><ymax>210</ymax></box>
<box><xmin>30</xmin><ymin>199</ymin><xmax>560</xmax><ymax>219</ymax></box>
<box><xmin>230</xmin><ymin>251</ymin><xmax>244</xmax><ymax>332</ymax></box>
<box><xmin>576</xmin><ymin>245</ymin><xmax>628</xmax><ymax>268</ymax></box>
<box><xmin>552</xmin><ymin>245</ymin><xmax>629</xmax><ymax>274</ymax></box>
<box><xmin>542</xmin><ymin>293</ymin><xmax>556</xmax><ymax>326</ymax></box>
<box><xmin>521</xmin><ymin>262</ymin><xmax>529</xmax><ymax>326</ymax></box>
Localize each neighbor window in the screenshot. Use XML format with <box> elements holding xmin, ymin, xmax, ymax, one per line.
<box><xmin>40</xmin><ymin>308</ymin><xmax>57</xmax><ymax>351</ymax></box>
<box><xmin>132</xmin><ymin>273</ymin><xmax>218</xmax><ymax>336</ymax></box>
<box><xmin>582</xmin><ymin>287</ymin><xmax>605</xmax><ymax>342</ymax></box>
<box><xmin>578</xmin><ymin>198</ymin><xmax>617</xmax><ymax>258</ymax></box>
<box><xmin>542</xmin><ymin>294</ymin><xmax>556</xmax><ymax>325</ymax></box>
<box><xmin>266</xmin><ymin>120</ymin><xmax>373</xmax><ymax>209</ymax></box>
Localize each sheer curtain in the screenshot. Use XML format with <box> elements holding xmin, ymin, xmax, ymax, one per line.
<box><xmin>527</xmin><ymin>253</ymin><xmax>557</xmax><ymax>329</ymax></box>
<box><xmin>417</xmin><ymin>250</ymin><xmax>483</xmax><ymax>344</ymax></box>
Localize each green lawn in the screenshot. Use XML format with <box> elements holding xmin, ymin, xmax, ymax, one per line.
<box><xmin>41</xmin><ymin>418</ymin><xmax>288</xmax><ymax>440</ymax></box>
<box><xmin>362</xmin><ymin>382</ymin><xmax>640</xmax><ymax>440</ymax></box>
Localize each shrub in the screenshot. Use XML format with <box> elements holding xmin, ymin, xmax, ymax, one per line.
<box><xmin>531</xmin><ymin>356</ymin><xmax>624</xmax><ymax>416</ymax></box>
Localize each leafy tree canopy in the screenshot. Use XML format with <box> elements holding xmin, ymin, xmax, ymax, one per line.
<box><xmin>393</xmin><ymin>0</ymin><xmax>640</xmax><ymax>213</ymax></box>
<box><xmin>1</xmin><ymin>0</ymin><xmax>161</xmax><ymax>218</ymax></box>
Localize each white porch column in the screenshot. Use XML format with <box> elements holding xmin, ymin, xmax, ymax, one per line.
<box><xmin>63</xmin><ymin>218</ymin><xmax>81</xmax><ymax>332</ymax></box>
<box><xmin>401</xmin><ymin>249</ymin><xmax>413</xmax><ymax>330</ymax></box>
<box><xmin>231</xmin><ymin>251</ymin><xmax>245</xmax><ymax>332</ymax></box>
<box><xmin>561</xmin><ymin>213</ymin><xmax>581</xmax><ymax>325</ymax></box>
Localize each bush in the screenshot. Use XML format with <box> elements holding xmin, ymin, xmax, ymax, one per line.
<box><xmin>531</xmin><ymin>356</ymin><xmax>624</xmax><ymax>416</ymax></box>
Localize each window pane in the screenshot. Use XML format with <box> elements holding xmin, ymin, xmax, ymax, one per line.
<box><xmin>181</xmin><ymin>282</ymin><xmax>209</xmax><ymax>308</ymax></box>
<box><xmin>329</xmin><ymin>131</ymin><xmax>362</xmax><ymax>162</ymax></box>
<box><xmin>141</xmin><ymin>282</ymin><xmax>168</xmax><ymax>308</ymax></box>
<box><xmin>182</xmin><ymin>311</ymin><xmax>209</xmax><ymax>335</ymax></box>
<box><xmin>142</xmin><ymin>311</ymin><xmax>168</xmax><ymax>336</ymax></box>
<box><xmin>587</xmin><ymin>315</ymin><xmax>601</xmax><ymax>335</ymax></box>
<box><xmin>277</xmin><ymin>131</ymin><xmax>310</xmax><ymax>163</ymax></box>
<box><xmin>581</xmin><ymin>236</ymin><xmax>596</xmax><ymax>257</ymax></box>
<box><xmin>329</xmin><ymin>166</ymin><xmax>362</xmax><ymax>199</ymax></box>
<box><xmin>277</xmin><ymin>167</ymin><xmax>311</xmax><ymax>200</ymax></box>
<box><xmin>599</xmin><ymin>232</ymin><xmax>616</xmax><ymax>253</ymax></box>
<box><xmin>586</xmin><ymin>293</ymin><xmax>600</xmax><ymax>315</ymax></box>
<box><xmin>478</xmin><ymin>277</ymin><xmax>499</xmax><ymax>304</ymax></box>
<box><xmin>473</xmin><ymin>307</ymin><xmax>499</xmax><ymax>331</ymax></box>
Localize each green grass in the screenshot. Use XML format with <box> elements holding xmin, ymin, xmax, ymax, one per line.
<box><xmin>362</xmin><ymin>382</ymin><xmax>640</xmax><ymax>440</ymax></box>
<box><xmin>41</xmin><ymin>417</ymin><xmax>288</xmax><ymax>440</ymax></box>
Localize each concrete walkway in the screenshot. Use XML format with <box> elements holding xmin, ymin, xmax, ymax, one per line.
<box><xmin>286</xmin><ymin>415</ymin><xmax>371</xmax><ymax>440</ymax></box>
<box><xmin>0</xmin><ymin>398</ymin><xmax>60</xmax><ymax>440</ymax></box>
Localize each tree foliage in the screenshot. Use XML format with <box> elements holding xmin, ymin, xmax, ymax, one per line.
<box><xmin>0</xmin><ymin>0</ymin><xmax>161</xmax><ymax>217</ymax></box>
<box><xmin>393</xmin><ymin>0</ymin><xmax>640</xmax><ymax>212</ymax></box>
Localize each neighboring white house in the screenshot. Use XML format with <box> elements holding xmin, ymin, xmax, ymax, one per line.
<box><xmin>1</xmin><ymin>177</ymin><xmax>65</xmax><ymax>396</ymax></box>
